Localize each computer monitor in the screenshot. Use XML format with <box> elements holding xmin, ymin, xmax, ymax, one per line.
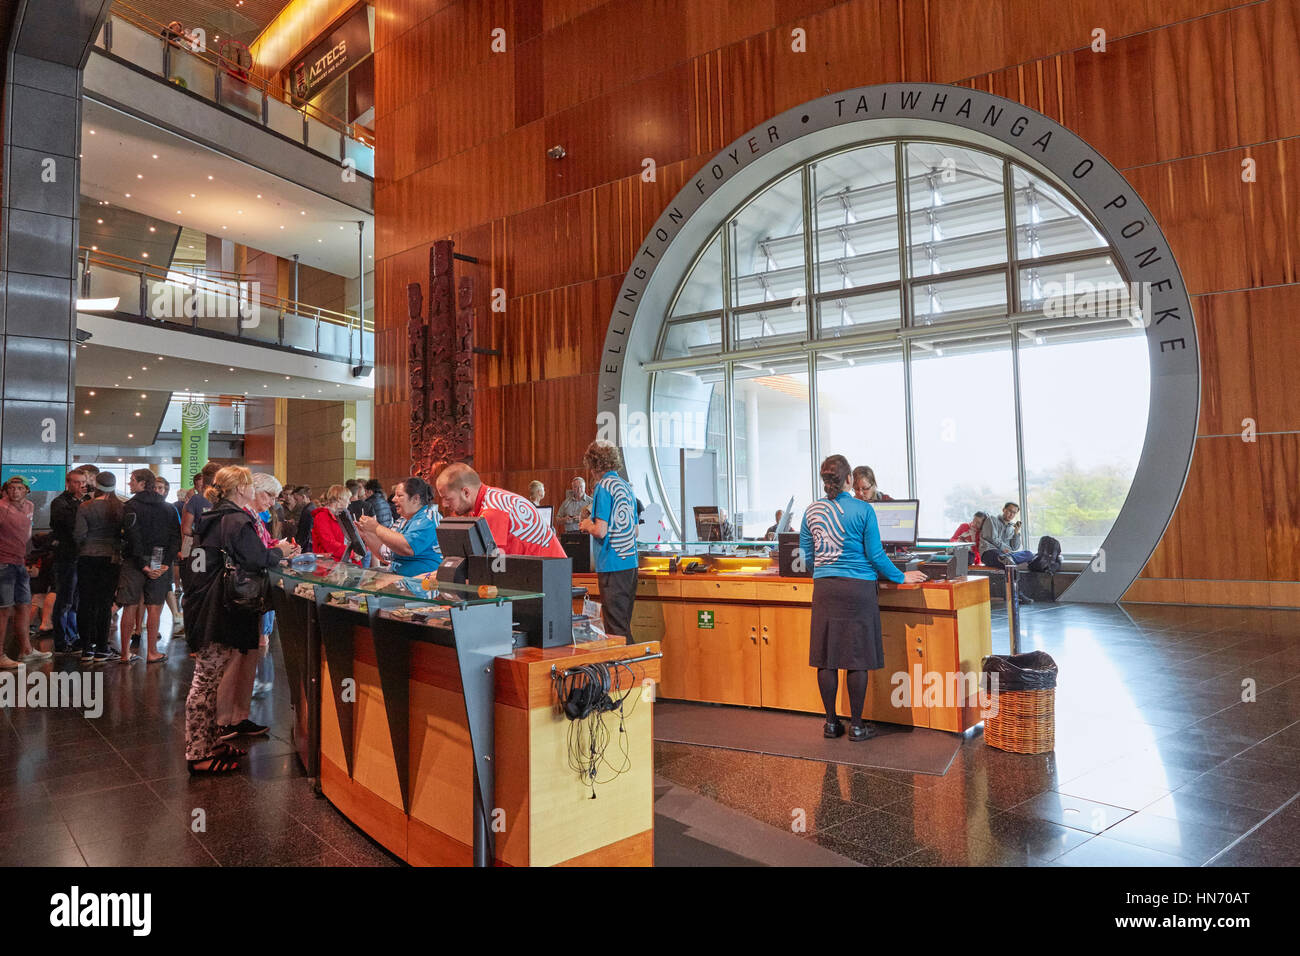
<box><xmin>867</xmin><ymin>499</ymin><xmax>920</xmax><ymax>549</ymax></box>
<box><xmin>336</xmin><ymin>508</ymin><xmax>367</xmax><ymax>561</ymax></box>
<box><xmin>693</xmin><ymin>505</ymin><xmax>721</xmax><ymax>541</ymax></box>
<box><xmin>434</xmin><ymin>516</ymin><xmax>496</xmax><ymax>584</ymax></box>
<box><xmin>535</xmin><ymin>505</ymin><xmax>553</xmax><ymax>527</ymax></box>
<box><xmin>773</xmin><ymin>496</ymin><xmax>795</xmax><ymax>535</ymax></box>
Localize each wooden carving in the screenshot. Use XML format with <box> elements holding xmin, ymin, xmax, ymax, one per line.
<box><xmin>408</xmin><ymin>239</ymin><xmax>474</xmax><ymax>480</ymax></box>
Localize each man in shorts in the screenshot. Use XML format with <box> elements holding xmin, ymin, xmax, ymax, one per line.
<box><xmin>118</xmin><ymin>469</ymin><xmax>181</xmax><ymax>664</ymax></box>
<box><xmin>0</xmin><ymin>476</ymin><xmax>51</xmax><ymax>667</ymax></box>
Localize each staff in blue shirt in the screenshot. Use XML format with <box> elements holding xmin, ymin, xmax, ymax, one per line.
<box><xmin>800</xmin><ymin>454</ymin><xmax>926</xmax><ymax>742</ymax></box>
<box><xmin>357</xmin><ymin>476</ymin><xmax>443</xmax><ymax>577</ymax></box>
<box><xmin>578</xmin><ymin>439</ymin><xmax>638</xmax><ymax>644</ymax></box>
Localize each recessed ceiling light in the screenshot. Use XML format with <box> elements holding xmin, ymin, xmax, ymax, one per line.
<box><xmin>339</xmin><ymin>226</ymin><xmax>343</xmax><ymax>230</ymax></box>
<box><xmin>149</xmin><ymin>226</ymin><xmax>156</xmax><ymax>232</ymax></box>
<box><xmin>228</xmin><ymin>367</ymin><xmax>234</xmax><ymax>371</ymax></box>
<box><xmin>96</xmin><ymin>218</ymin><xmax>103</xmax><ymax>224</ymax></box>
<box><xmin>127</xmin><ymin>434</ymin><xmax>134</xmax><ymax>439</ymax></box>
<box><xmin>176</xmin><ymin>210</ymin><xmax>182</xmax><ymax>214</ymax></box>
<box><xmin>127</xmin><ymin>375</ymin><xmax>133</xmax><ymax>379</ymax></box>
<box><xmin>208</xmin><ymin>175</ymin><xmax>214</xmax><ymax>180</ymax></box>
<box><xmin>256</xmin><ymin>194</ymin><xmax>262</xmax><ymax>199</ymax></box>
<box><xmin>142</xmin><ymin>366</ymin><xmax>148</xmax><ymax>370</ymax></box>
<box><xmin>78</xmin><ymin>432</ymin><xmax>84</xmax><ymax>437</ymax></box>
<box><xmin>140</xmin><ymin>392</ymin><xmax>147</xmax><ymax>397</ymax></box>
<box><xmin>204</xmin><ymin>379</ymin><xmax>209</xmax><ymax>383</ymax></box>
<box><xmin>118</xmin><ymin>458</ymin><xmax>123</xmax><ymax>462</ymax></box>
<box><xmin>134</xmin><ymin>412</ymin><xmax>141</xmax><ymax>417</ymax></box>
<box><xmin>237</xmin><ymin>210</ymin><xmax>243</xmax><ymax>214</ymax></box>
<box><xmin>279</xmin><ymin>225</ymin><xmax>284</xmax><ymax>229</ymax></box>
<box><xmin>136</xmin><ymin>174</ymin><xmax>143</xmax><ymax>179</ymax></box>
<box><xmin>91</xmin><ymin>245</ymin><xmax>97</xmax><ymax>250</ymax></box>
<box><xmin>89</xmin><ymin>129</ymin><xmax>95</xmax><ymax>134</ymax></box>
<box><xmin>152</xmin><ymin>154</ymin><xmax>158</xmax><ymax>159</ymax></box>
<box><xmin>300</xmin><ymin>211</ymin><xmax>305</xmax><ymax>215</ymax></box>
<box><xmin>89</xmin><ymin>390</ymin><xmax>95</xmax><ymax>396</ymax></box>
<box><xmin>317</xmin><ymin>239</ymin><xmax>322</xmax><ymax>243</ymax></box>
<box><xmin>284</xmin><ymin>376</ymin><xmax>290</xmax><ymax>380</ymax></box>
<box><xmin>83</xmin><ymin>409</ymin><xmax>90</xmax><ymax>415</ymax></box>
<box><xmin>222</xmin><ymin>226</ymin><xmax>227</xmax><ymax>230</ymax></box>
<box><xmin>141</xmin><ymin>252</ymin><xmax>148</xmax><ymax>258</ymax></box>
<box><xmin>190</xmin><ymin>193</ymin><xmax>196</xmax><ymax>198</ymax></box>
<box><xmin>124</xmin><ymin>193</ymin><xmax>131</xmax><ymax>198</ymax></box>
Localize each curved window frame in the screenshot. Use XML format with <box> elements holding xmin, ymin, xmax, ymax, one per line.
<box><xmin>643</xmin><ymin>135</ymin><xmax>1146</xmax><ymax>556</ymax></box>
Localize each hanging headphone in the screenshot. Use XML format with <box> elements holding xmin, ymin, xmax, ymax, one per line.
<box><xmin>559</xmin><ymin>663</ymin><xmax>617</xmax><ymax>720</ymax></box>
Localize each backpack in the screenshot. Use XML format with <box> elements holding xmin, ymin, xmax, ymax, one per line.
<box><xmin>1028</xmin><ymin>535</ymin><xmax>1062</xmax><ymax>573</ymax></box>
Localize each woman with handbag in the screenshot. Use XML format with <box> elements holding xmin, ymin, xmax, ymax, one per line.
<box><xmin>182</xmin><ymin>466</ymin><xmax>296</xmax><ymax>774</ymax></box>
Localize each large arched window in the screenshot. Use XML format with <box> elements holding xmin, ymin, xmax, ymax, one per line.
<box><xmin>646</xmin><ymin>138</ymin><xmax>1150</xmax><ymax>556</ymax></box>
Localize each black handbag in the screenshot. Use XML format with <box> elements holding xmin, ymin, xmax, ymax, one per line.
<box><xmin>222</xmin><ymin>549</ymin><xmax>270</xmax><ymax>613</ymax></box>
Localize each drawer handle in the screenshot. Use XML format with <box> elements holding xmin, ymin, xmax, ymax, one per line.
<box><xmin>761</xmin><ymin>625</ymin><xmax>769</xmax><ymax>644</ymax></box>
<box><xmin>749</xmin><ymin>626</ymin><xmax>757</xmax><ymax>644</ymax></box>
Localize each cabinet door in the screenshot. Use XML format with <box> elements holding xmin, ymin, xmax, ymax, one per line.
<box><xmin>671</xmin><ymin>603</ymin><xmax>761</xmax><ymax>706</ymax></box>
<box><xmin>863</xmin><ymin>611</ymin><xmax>931</xmax><ymax>728</ymax></box>
<box><xmin>758</xmin><ymin>605</ymin><xmax>825</xmax><ymax>715</ymax></box>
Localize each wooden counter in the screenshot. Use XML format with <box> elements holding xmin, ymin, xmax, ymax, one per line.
<box><xmin>577</xmin><ymin>570</ymin><xmax>991</xmax><ymax>733</ymax></box>
<box><xmin>276</xmin><ymin>583</ymin><xmax>660</xmax><ymax>866</ymax></box>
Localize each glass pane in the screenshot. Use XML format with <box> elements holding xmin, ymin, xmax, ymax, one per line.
<box><xmin>909</xmin><ymin>332</ymin><xmax>1019</xmax><ymax>540</ymax></box>
<box><xmin>912</xmin><ymin>272</ymin><xmax>1007</xmax><ymax>325</ymax></box>
<box><xmin>1019</xmin><ymin>255</ymin><xmax>1134</xmax><ymax>320</ymax></box>
<box><xmin>650</xmin><ymin>367</ymin><xmax>729</xmax><ymax>537</ymax></box>
<box><xmin>730</xmin><ymin>171</ymin><xmax>805</xmax><ymax>306</ymax></box>
<box><xmin>659</xmin><ymin>315</ymin><xmax>723</xmax><ymax>360</ymax></box>
<box><xmin>906</xmin><ymin>143</ymin><xmax>1008</xmax><ymax>277</ymax></box>
<box><xmin>812</xmin><ymin>145</ymin><xmax>899</xmax><ymax>292</ymax></box>
<box><xmin>733</xmin><ymin>357</ymin><xmax>813</xmax><ymax>537</ymax></box>
<box><xmin>1018</xmin><ymin>330</ymin><xmax>1149</xmax><ymax>555</ymax></box>
<box><xmin>1014</xmin><ymin>166</ymin><xmax>1106</xmax><ymax>259</ymax></box>
<box><xmin>672</xmin><ymin>234</ymin><xmax>723</xmax><ymax>316</ymax></box>
<box><xmin>816</xmin><ymin>288</ymin><xmax>900</xmax><ymax>338</ymax></box>
<box><xmin>733</xmin><ymin>304</ymin><xmax>805</xmax><ymax>350</ymax></box>
<box><xmin>815</xmin><ymin>343</ymin><xmax>908</xmax><ymax>502</ymax></box>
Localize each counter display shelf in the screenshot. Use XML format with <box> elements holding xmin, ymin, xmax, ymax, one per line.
<box><xmin>270</xmin><ymin>558</ymin><xmax>660</xmax><ymax>866</ymax></box>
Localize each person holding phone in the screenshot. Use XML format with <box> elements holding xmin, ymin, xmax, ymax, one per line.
<box><xmin>801</xmin><ymin>454</ymin><xmax>927</xmax><ymax>743</ymax></box>
<box><xmin>118</xmin><ymin>469</ymin><xmax>181</xmax><ymax>664</ymax></box>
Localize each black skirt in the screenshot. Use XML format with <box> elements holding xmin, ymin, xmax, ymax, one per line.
<box><xmin>808</xmin><ymin>576</ymin><xmax>884</xmax><ymax>670</ymax></box>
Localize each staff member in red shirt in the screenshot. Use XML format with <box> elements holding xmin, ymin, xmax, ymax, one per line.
<box><xmin>311</xmin><ymin>484</ymin><xmax>363</xmax><ymax>565</ymax></box>
<box><xmin>435</xmin><ymin>463</ymin><xmax>566</xmax><ymax>558</ymax></box>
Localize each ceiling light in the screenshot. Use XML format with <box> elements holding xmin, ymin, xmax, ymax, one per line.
<box><xmin>152</xmin><ymin>154</ymin><xmax>158</xmax><ymax>159</ymax></box>
<box><xmin>279</xmin><ymin>225</ymin><xmax>284</xmax><ymax>229</ymax></box>
<box><xmin>156</xmin><ymin>356</ymin><xmax>163</xmax><ymax>360</ymax></box>
<box><xmin>83</xmin><ymin>410</ymin><xmax>90</xmax><ymax>415</ymax></box>
<box><xmin>89</xmin><ymin>129</ymin><xmax>95</xmax><ymax>134</ymax></box>
<box><xmin>300</xmin><ymin>211</ymin><xmax>305</xmax><ymax>215</ymax></box>
<box><xmin>124</xmin><ymin>193</ymin><xmax>131</xmax><ymax>197</ymax></box>
<box><xmin>140</xmin><ymin>393</ymin><xmax>146</xmax><ymax>398</ymax></box>
<box><xmin>284</xmin><ymin>376</ymin><xmax>290</xmax><ymax>380</ymax></box>
<box><xmin>141</xmin><ymin>252</ymin><xmax>149</xmax><ymax>258</ymax></box>
<box><xmin>228</xmin><ymin>367</ymin><xmax>234</xmax><ymax>371</ymax></box>
<box><xmin>190</xmin><ymin>193</ymin><xmax>196</xmax><ymax>198</ymax></box>
<box><xmin>256</xmin><ymin>194</ymin><xmax>262</xmax><ymax>199</ymax></box>
<box><xmin>176</xmin><ymin>210</ymin><xmax>182</xmax><ymax>214</ymax></box>
<box><xmin>142</xmin><ymin>366</ymin><xmax>148</xmax><ymax>370</ymax></box>
<box><xmin>222</xmin><ymin>226</ymin><xmax>227</xmax><ymax>230</ymax></box>
<box><xmin>88</xmin><ymin>390</ymin><xmax>95</xmax><ymax>396</ymax></box>
<box><xmin>204</xmin><ymin>379</ymin><xmax>209</xmax><ymax>382</ymax></box>
<box><xmin>127</xmin><ymin>434</ymin><xmax>134</xmax><ymax>439</ymax></box>
<box><xmin>136</xmin><ymin>174</ymin><xmax>143</xmax><ymax>179</ymax></box>
<box><xmin>91</xmin><ymin>245</ymin><xmax>97</xmax><ymax>250</ymax></box>
<box><xmin>78</xmin><ymin>432</ymin><xmax>84</xmax><ymax>437</ymax></box>
<box><xmin>149</xmin><ymin>226</ymin><xmax>156</xmax><ymax>232</ymax></box>
<box><xmin>134</xmin><ymin>412</ymin><xmax>141</xmax><ymax>417</ymax></box>
<box><xmin>96</xmin><ymin>218</ymin><xmax>103</xmax><ymax>224</ymax></box>
<box><xmin>127</xmin><ymin>375</ymin><xmax>133</xmax><ymax>379</ymax></box>
<box><xmin>207</xmin><ymin>175</ymin><xmax>214</xmax><ymax>180</ymax></box>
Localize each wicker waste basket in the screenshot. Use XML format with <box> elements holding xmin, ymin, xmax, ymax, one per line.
<box><xmin>982</xmin><ymin>651</ymin><xmax>1058</xmax><ymax>754</ymax></box>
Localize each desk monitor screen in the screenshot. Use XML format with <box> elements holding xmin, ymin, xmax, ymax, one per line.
<box><xmin>435</xmin><ymin>516</ymin><xmax>496</xmax><ymax>560</ymax></box>
<box><xmin>693</xmin><ymin>506</ymin><xmax>721</xmax><ymax>541</ymax></box>
<box><xmin>773</xmin><ymin>496</ymin><xmax>795</xmax><ymax>535</ymax></box>
<box><xmin>336</xmin><ymin>507</ymin><xmax>367</xmax><ymax>560</ymax></box>
<box><xmin>535</xmin><ymin>505</ymin><xmax>553</xmax><ymax>527</ymax></box>
<box><xmin>867</xmin><ymin>499</ymin><xmax>919</xmax><ymax>548</ymax></box>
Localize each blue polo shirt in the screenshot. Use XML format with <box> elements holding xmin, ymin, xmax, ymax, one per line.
<box><xmin>592</xmin><ymin>471</ymin><xmax>638</xmax><ymax>573</ymax></box>
<box><xmin>390</xmin><ymin>506</ymin><xmax>443</xmax><ymax>576</ymax></box>
<box><xmin>799</xmin><ymin>492</ymin><xmax>904</xmax><ymax>582</ymax></box>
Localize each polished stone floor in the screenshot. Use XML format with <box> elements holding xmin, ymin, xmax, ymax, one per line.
<box><xmin>2</xmin><ymin>601</ymin><xmax>1297</xmax><ymax>866</ymax></box>
<box><xmin>654</xmin><ymin>602</ymin><xmax>1300</xmax><ymax>866</ymax></box>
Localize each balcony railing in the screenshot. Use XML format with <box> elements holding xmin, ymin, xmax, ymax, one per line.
<box><xmin>95</xmin><ymin>3</ymin><xmax>374</xmax><ymax>177</ymax></box>
<box><xmin>78</xmin><ymin>248</ymin><xmax>374</xmax><ymax>368</ymax></box>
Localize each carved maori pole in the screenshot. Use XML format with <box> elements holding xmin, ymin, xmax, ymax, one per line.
<box><xmin>407</xmin><ymin>239</ymin><xmax>474</xmax><ymax>480</ymax></box>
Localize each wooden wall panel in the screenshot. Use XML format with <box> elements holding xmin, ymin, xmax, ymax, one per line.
<box><xmin>374</xmin><ymin>0</ymin><xmax>1300</xmax><ymax>605</ymax></box>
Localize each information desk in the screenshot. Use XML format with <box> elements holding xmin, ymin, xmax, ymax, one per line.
<box><xmin>577</xmin><ymin>564</ymin><xmax>990</xmax><ymax>733</ymax></box>
<box><xmin>270</xmin><ymin>559</ymin><xmax>660</xmax><ymax>866</ymax></box>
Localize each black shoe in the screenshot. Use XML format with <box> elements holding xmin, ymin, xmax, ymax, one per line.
<box><xmin>823</xmin><ymin>719</ymin><xmax>845</xmax><ymax>739</ymax></box>
<box><xmin>216</xmin><ymin>724</ymin><xmax>240</xmax><ymax>741</ymax></box>
<box><xmin>1017</xmin><ymin>595</ymin><xmax>1035</xmax><ymax>605</ymax></box>
<box><xmin>849</xmin><ymin>723</ymin><xmax>878</xmax><ymax>743</ymax></box>
<box><xmin>129</xmin><ymin>633</ymin><xmax>141</xmax><ymax>649</ymax></box>
<box><xmin>232</xmin><ymin>719</ymin><xmax>269</xmax><ymax>737</ymax></box>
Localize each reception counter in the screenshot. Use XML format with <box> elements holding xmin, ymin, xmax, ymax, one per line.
<box><xmin>270</xmin><ymin>560</ymin><xmax>660</xmax><ymax>866</ymax></box>
<box><xmin>578</xmin><ymin>567</ymin><xmax>991</xmax><ymax>733</ymax></box>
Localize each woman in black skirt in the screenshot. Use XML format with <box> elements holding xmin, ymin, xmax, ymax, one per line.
<box><xmin>799</xmin><ymin>455</ymin><xmax>927</xmax><ymax>741</ymax></box>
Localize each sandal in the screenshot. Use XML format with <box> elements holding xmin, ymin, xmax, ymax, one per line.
<box><xmin>212</xmin><ymin>741</ymin><xmax>247</xmax><ymax>757</ymax></box>
<box><xmin>147</xmin><ymin>653</ymin><xmax>168</xmax><ymax>663</ymax></box>
<box><xmin>187</xmin><ymin>753</ymin><xmax>241</xmax><ymax>775</ymax></box>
